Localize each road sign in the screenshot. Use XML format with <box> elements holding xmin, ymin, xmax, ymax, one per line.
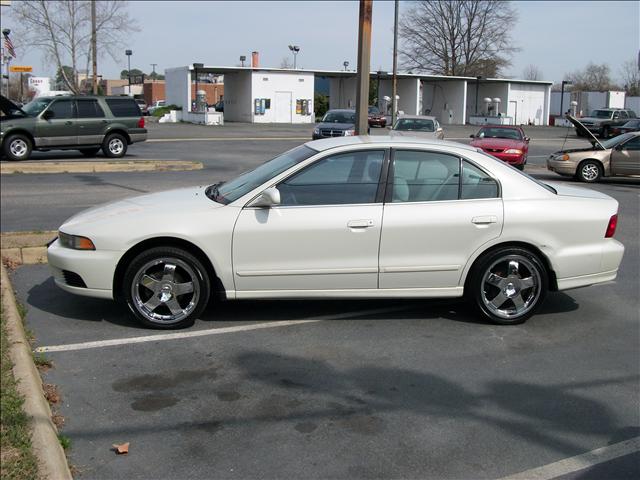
<box><xmin>10</xmin><ymin>66</ymin><xmax>33</xmax><ymax>72</ymax></box>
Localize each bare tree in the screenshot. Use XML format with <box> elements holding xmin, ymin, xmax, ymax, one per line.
<box><xmin>566</xmin><ymin>63</ymin><xmax>615</xmax><ymax>92</ymax></box>
<box><xmin>620</xmin><ymin>59</ymin><xmax>640</xmax><ymax>96</ymax></box>
<box><xmin>9</xmin><ymin>0</ymin><xmax>138</xmax><ymax>93</ymax></box>
<box><xmin>522</xmin><ymin>64</ymin><xmax>543</xmax><ymax>81</ymax></box>
<box><xmin>279</xmin><ymin>57</ymin><xmax>293</xmax><ymax>69</ymax></box>
<box><xmin>399</xmin><ymin>0</ymin><xmax>519</xmax><ymax>77</ymax></box>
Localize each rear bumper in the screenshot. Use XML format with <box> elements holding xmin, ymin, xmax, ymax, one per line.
<box><xmin>555</xmin><ymin>239</ymin><xmax>624</xmax><ymax>290</ymax></box>
<box><xmin>128</xmin><ymin>129</ymin><xmax>147</xmax><ymax>144</ymax></box>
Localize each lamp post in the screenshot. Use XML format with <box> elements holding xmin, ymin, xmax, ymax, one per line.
<box><xmin>475</xmin><ymin>76</ymin><xmax>482</xmax><ymax>115</ymax></box>
<box><xmin>288</xmin><ymin>45</ymin><xmax>300</xmax><ymax>69</ymax></box>
<box><xmin>2</xmin><ymin>29</ymin><xmax>11</xmax><ymax>97</ymax></box>
<box><xmin>560</xmin><ymin>80</ymin><xmax>572</xmax><ymax>118</ymax></box>
<box><xmin>343</xmin><ymin>61</ymin><xmax>349</xmax><ymax>71</ymax></box>
<box><xmin>240</xmin><ymin>55</ymin><xmax>246</xmax><ymax>67</ymax></box>
<box><xmin>391</xmin><ymin>0</ymin><xmax>399</xmax><ymax>126</ymax></box>
<box><xmin>125</xmin><ymin>49</ymin><xmax>132</xmax><ymax>96</ymax></box>
<box><xmin>193</xmin><ymin>63</ymin><xmax>203</xmax><ymax>112</ymax></box>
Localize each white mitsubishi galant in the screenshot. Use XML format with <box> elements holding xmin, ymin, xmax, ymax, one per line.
<box><xmin>47</xmin><ymin>136</ymin><xmax>624</xmax><ymax>329</ymax></box>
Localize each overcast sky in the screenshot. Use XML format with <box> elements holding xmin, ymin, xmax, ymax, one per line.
<box><xmin>3</xmin><ymin>0</ymin><xmax>638</xmax><ymax>84</ymax></box>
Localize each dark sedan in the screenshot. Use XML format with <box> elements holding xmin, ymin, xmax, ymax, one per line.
<box><xmin>609</xmin><ymin>119</ymin><xmax>640</xmax><ymax>137</ymax></box>
<box><xmin>312</xmin><ymin>109</ymin><xmax>356</xmax><ymax>139</ymax></box>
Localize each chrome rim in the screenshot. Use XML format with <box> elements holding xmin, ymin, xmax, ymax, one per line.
<box><xmin>581</xmin><ymin>163</ymin><xmax>599</xmax><ymax>181</ymax></box>
<box><xmin>10</xmin><ymin>139</ymin><xmax>28</xmax><ymax>158</ymax></box>
<box><xmin>131</xmin><ymin>257</ymin><xmax>200</xmax><ymax>324</ymax></box>
<box><xmin>108</xmin><ymin>137</ymin><xmax>124</xmax><ymax>155</ymax></box>
<box><xmin>481</xmin><ymin>254</ymin><xmax>541</xmax><ymax>320</ymax></box>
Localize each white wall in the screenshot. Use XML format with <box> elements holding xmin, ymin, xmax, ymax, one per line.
<box><xmin>329</xmin><ymin>77</ymin><xmax>357</xmax><ymax>109</ymax></box>
<box><xmin>466</xmin><ymin>82</ymin><xmax>509</xmax><ymax>118</ymax></box>
<box><xmin>165</xmin><ymin>67</ymin><xmax>190</xmax><ymax>110</ymax></box>
<box><xmin>625</xmin><ymin>96</ymin><xmax>640</xmax><ymax>114</ymax></box>
<box><xmin>422</xmin><ymin>80</ymin><xmax>467</xmax><ymax>124</ymax></box>
<box><xmin>508</xmin><ymin>83</ymin><xmax>547</xmax><ymax>125</ymax></box>
<box><xmin>550</xmin><ymin>92</ymin><xmax>571</xmax><ymax>115</ymax></box>
<box><xmin>112</xmin><ymin>85</ymin><xmax>143</xmax><ymax>96</ymax></box>
<box><xmin>223</xmin><ymin>71</ymin><xmax>252</xmax><ymax>122</ymax></box>
<box><xmin>607</xmin><ymin>91</ymin><xmax>625</xmax><ymax>108</ymax></box>
<box><xmin>251</xmin><ymin>71</ymin><xmax>314</xmax><ymax>123</ymax></box>
<box><xmin>377</xmin><ymin>78</ymin><xmax>421</xmax><ymax>117</ymax></box>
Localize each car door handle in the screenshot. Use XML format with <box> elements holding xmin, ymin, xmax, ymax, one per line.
<box><xmin>347</xmin><ymin>219</ymin><xmax>375</xmax><ymax>229</ymax></box>
<box><xmin>472</xmin><ymin>216</ymin><xmax>498</xmax><ymax>225</ymax></box>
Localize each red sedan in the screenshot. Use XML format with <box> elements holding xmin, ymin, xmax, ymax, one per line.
<box><xmin>469</xmin><ymin>125</ymin><xmax>529</xmax><ymax>169</ymax></box>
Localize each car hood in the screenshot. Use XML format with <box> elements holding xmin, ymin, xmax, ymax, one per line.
<box><xmin>0</xmin><ymin>95</ymin><xmax>27</xmax><ymax>119</ymax></box>
<box><xmin>391</xmin><ymin>130</ymin><xmax>438</xmax><ymax>138</ymax></box>
<box><xmin>61</xmin><ymin>186</ymin><xmax>222</xmax><ymax>231</ymax></box>
<box><xmin>567</xmin><ymin>115</ymin><xmax>605</xmax><ymax>150</ymax></box>
<box><xmin>470</xmin><ymin>138</ymin><xmax>525</xmax><ymax>149</ymax></box>
<box><xmin>316</xmin><ymin>122</ymin><xmax>354</xmax><ymax>130</ymax></box>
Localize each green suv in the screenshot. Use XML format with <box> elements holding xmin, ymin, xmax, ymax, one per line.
<box><xmin>1</xmin><ymin>95</ymin><xmax>147</xmax><ymax>161</ymax></box>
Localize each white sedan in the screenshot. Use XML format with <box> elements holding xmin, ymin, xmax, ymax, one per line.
<box><xmin>47</xmin><ymin>136</ymin><xmax>624</xmax><ymax>329</ymax></box>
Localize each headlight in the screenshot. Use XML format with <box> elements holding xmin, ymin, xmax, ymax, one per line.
<box><xmin>313</xmin><ymin>128</ymin><xmax>320</xmax><ymax>134</ymax></box>
<box><xmin>504</xmin><ymin>149</ymin><xmax>523</xmax><ymax>154</ymax></box>
<box><xmin>559</xmin><ymin>154</ymin><xmax>570</xmax><ymax>161</ymax></box>
<box><xmin>59</xmin><ymin>231</ymin><xmax>95</xmax><ymax>250</ymax></box>
<box><xmin>344</xmin><ymin>130</ymin><xmax>355</xmax><ymax>136</ymax></box>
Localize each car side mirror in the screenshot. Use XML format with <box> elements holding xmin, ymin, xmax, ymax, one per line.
<box><xmin>437</xmin><ymin>127</ymin><xmax>443</xmax><ymax>132</ymax></box>
<box><xmin>524</xmin><ymin>136</ymin><xmax>530</xmax><ymax>142</ymax></box>
<box><xmin>248</xmin><ymin>187</ymin><xmax>281</xmax><ymax>208</ymax></box>
<box><xmin>42</xmin><ymin>110</ymin><xmax>54</xmax><ymax>120</ymax></box>
<box><xmin>469</xmin><ymin>134</ymin><xmax>475</xmax><ymax>138</ymax></box>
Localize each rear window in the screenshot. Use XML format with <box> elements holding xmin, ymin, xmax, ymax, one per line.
<box><xmin>105</xmin><ymin>98</ymin><xmax>141</xmax><ymax>117</ymax></box>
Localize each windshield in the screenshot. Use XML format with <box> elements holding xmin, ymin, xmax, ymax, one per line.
<box><xmin>22</xmin><ymin>98</ymin><xmax>53</xmax><ymax>116</ymax></box>
<box><xmin>322</xmin><ymin>111</ymin><xmax>355</xmax><ymax>123</ymax></box>
<box><xmin>207</xmin><ymin>145</ymin><xmax>317</xmax><ymax>204</ymax></box>
<box><xmin>590</xmin><ymin>110</ymin><xmax>612</xmax><ymax>119</ymax></box>
<box><xmin>394</xmin><ymin>118</ymin><xmax>435</xmax><ymax>132</ymax></box>
<box><xmin>476</xmin><ymin>127</ymin><xmax>523</xmax><ymax>140</ymax></box>
<box><xmin>601</xmin><ymin>132</ymin><xmax>636</xmax><ymax>149</ymax></box>
<box><xmin>368</xmin><ymin>106</ymin><xmax>380</xmax><ymax>114</ymax></box>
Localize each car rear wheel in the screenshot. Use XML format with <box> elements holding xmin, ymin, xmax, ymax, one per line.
<box><xmin>3</xmin><ymin>134</ymin><xmax>32</xmax><ymax>161</ymax></box>
<box><xmin>122</xmin><ymin>247</ymin><xmax>211</xmax><ymax>329</ymax></box>
<box><xmin>576</xmin><ymin>160</ymin><xmax>602</xmax><ymax>183</ymax></box>
<box><xmin>78</xmin><ymin>147</ymin><xmax>100</xmax><ymax>157</ymax></box>
<box><xmin>468</xmin><ymin>247</ymin><xmax>548</xmax><ymax>325</ymax></box>
<box><xmin>102</xmin><ymin>133</ymin><xmax>128</xmax><ymax>158</ymax></box>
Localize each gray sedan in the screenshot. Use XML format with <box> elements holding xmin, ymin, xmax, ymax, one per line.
<box><xmin>390</xmin><ymin>115</ymin><xmax>444</xmax><ymax>140</ymax></box>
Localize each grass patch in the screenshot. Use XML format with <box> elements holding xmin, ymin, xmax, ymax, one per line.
<box><xmin>0</xmin><ymin>306</ymin><xmax>39</xmax><ymax>479</ymax></box>
<box><xmin>58</xmin><ymin>434</ymin><xmax>71</xmax><ymax>451</ymax></box>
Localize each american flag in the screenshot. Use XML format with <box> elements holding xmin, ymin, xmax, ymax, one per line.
<box><xmin>3</xmin><ymin>31</ymin><xmax>16</xmax><ymax>58</ymax></box>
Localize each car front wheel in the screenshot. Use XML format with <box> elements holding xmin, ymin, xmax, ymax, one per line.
<box><xmin>576</xmin><ymin>160</ymin><xmax>602</xmax><ymax>183</ymax></box>
<box><xmin>102</xmin><ymin>133</ymin><xmax>128</xmax><ymax>158</ymax></box>
<box><xmin>468</xmin><ymin>247</ymin><xmax>548</xmax><ymax>325</ymax></box>
<box><xmin>3</xmin><ymin>134</ymin><xmax>32</xmax><ymax>161</ymax></box>
<box><xmin>122</xmin><ymin>247</ymin><xmax>211</xmax><ymax>329</ymax></box>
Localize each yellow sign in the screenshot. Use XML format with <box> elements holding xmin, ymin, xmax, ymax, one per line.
<box><xmin>10</xmin><ymin>66</ymin><xmax>33</xmax><ymax>73</ymax></box>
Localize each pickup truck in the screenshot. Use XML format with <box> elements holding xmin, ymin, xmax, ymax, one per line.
<box><xmin>576</xmin><ymin>108</ymin><xmax>637</xmax><ymax>139</ymax></box>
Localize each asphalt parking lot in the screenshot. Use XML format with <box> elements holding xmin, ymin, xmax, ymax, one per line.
<box><xmin>2</xmin><ymin>122</ymin><xmax>639</xmax><ymax>479</ymax></box>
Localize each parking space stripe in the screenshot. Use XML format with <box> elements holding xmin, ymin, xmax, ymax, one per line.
<box><xmin>498</xmin><ymin>436</ymin><xmax>640</xmax><ymax>480</ymax></box>
<box><xmin>34</xmin><ymin>305</ymin><xmax>412</xmax><ymax>353</ymax></box>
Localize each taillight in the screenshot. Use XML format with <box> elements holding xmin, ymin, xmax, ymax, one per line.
<box><xmin>605</xmin><ymin>214</ymin><xmax>618</xmax><ymax>238</ymax></box>
<box><xmin>137</xmin><ymin>117</ymin><xmax>145</xmax><ymax>128</ymax></box>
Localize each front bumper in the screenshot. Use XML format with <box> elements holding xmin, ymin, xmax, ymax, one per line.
<box><xmin>488</xmin><ymin>152</ymin><xmax>525</xmax><ymax>165</ymax></box>
<box><xmin>547</xmin><ymin>157</ymin><xmax>577</xmax><ymax>175</ymax></box>
<box><xmin>47</xmin><ymin>239</ymin><xmax>122</xmax><ymax>299</ymax></box>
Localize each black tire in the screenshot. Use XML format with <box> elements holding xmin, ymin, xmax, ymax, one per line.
<box><xmin>576</xmin><ymin>160</ymin><xmax>602</xmax><ymax>183</ymax></box>
<box><xmin>467</xmin><ymin>247</ymin><xmax>548</xmax><ymax>325</ymax></box>
<box><xmin>122</xmin><ymin>246</ymin><xmax>211</xmax><ymax>329</ymax></box>
<box><xmin>3</xmin><ymin>134</ymin><xmax>32</xmax><ymax>161</ymax></box>
<box><xmin>78</xmin><ymin>147</ymin><xmax>100</xmax><ymax>157</ymax></box>
<box><xmin>600</xmin><ymin>126</ymin><xmax>609</xmax><ymax>139</ymax></box>
<box><xmin>102</xmin><ymin>132</ymin><xmax>128</xmax><ymax>158</ymax></box>
<box><xmin>515</xmin><ymin>164</ymin><xmax>525</xmax><ymax>171</ymax></box>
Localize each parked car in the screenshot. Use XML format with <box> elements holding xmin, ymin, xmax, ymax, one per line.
<box><xmin>547</xmin><ymin>115</ymin><xmax>640</xmax><ymax>182</ymax></box>
<box><xmin>368</xmin><ymin>106</ymin><xmax>386</xmax><ymax>127</ymax></box>
<box><xmin>312</xmin><ymin>109</ymin><xmax>357</xmax><ymax>139</ymax></box>
<box><xmin>390</xmin><ymin>115</ymin><xmax>444</xmax><ymax>140</ymax></box>
<box><xmin>135</xmin><ymin>98</ymin><xmax>149</xmax><ymax>116</ymax></box>
<box><xmin>575</xmin><ymin>108</ymin><xmax>637</xmax><ymax>139</ymax></box>
<box><xmin>147</xmin><ymin>100</ymin><xmax>166</xmax><ymax>115</ymax></box>
<box><xmin>469</xmin><ymin>125</ymin><xmax>529</xmax><ymax>170</ymax></box>
<box><xmin>212</xmin><ymin>100</ymin><xmax>224</xmax><ymax>112</ymax></box>
<box><xmin>609</xmin><ymin>118</ymin><xmax>640</xmax><ymax>137</ymax></box>
<box><xmin>1</xmin><ymin>95</ymin><xmax>146</xmax><ymax>161</ymax></box>
<box><xmin>48</xmin><ymin>136</ymin><xmax>623</xmax><ymax>329</ymax></box>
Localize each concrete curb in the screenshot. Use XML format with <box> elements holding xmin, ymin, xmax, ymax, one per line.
<box><xmin>1</xmin><ymin>263</ymin><xmax>73</xmax><ymax>480</ymax></box>
<box><xmin>1</xmin><ymin>231</ymin><xmax>55</xmax><ymax>266</ymax></box>
<box><xmin>1</xmin><ymin>160</ymin><xmax>202</xmax><ymax>175</ymax></box>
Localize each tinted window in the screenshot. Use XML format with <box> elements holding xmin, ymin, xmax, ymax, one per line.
<box><xmin>105</xmin><ymin>98</ymin><xmax>141</xmax><ymax>117</ymax></box>
<box><xmin>617</xmin><ymin>111</ymin><xmax>628</xmax><ymax>119</ymax></box>
<box><xmin>278</xmin><ymin>150</ymin><xmax>384</xmax><ymax>206</ymax></box>
<box><xmin>591</xmin><ymin>110</ymin><xmax>613</xmax><ymax>118</ymax></box>
<box><xmin>47</xmin><ymin>99</ymin><xmax>74</xmax><ymax>119</ymax></box>
<box><xmin>477</xmin><ymin>127</ymin><xmax>522</xmax><ymax>140</ymax></box>
<box><xmin>394</xmin><ymin>118</ymin><xmax>435</xmax><ymax>132</ymax></box>
<box><xmin>461</xmin><ymin>161</ymin><xmax>499</xmax><ymax>199</ymax></box>
<box><xmin>322</xmin><ymin>111</ymin><xmax>356</xmax><ymax>123</ymax></box>
<box><xmin>621</xmin><ymin>137</ymin><xmax>640</xmax><ymax>151</ymax></box>
<box><xmin>391</xmin><ymin>151</ymin><xmax>459</xmax><ymax>202</ymax></box>
<box><xmin>77</xmin><ymin>99</ymin><xmax>105</xmax><ymax>118</ymax></box>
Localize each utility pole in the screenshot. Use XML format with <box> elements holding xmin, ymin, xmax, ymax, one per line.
<box><xmin>91</xmin><ymin>0</ymin><xmax>98</xmax><ymax>94</ymax></box>
<box><xmin>150</xmin><ymin>63</ymin><xmax>157</xmax><ymax>80</ymax></box>
<box><xmin>391</xmin><ymin>0</ymin><xmax>399</xmax><ymax>126</ymax></box>
<box><xmin>355</xmin><ymin>0</ymin><xmax>372</xmax><ymax>135</ymax></box>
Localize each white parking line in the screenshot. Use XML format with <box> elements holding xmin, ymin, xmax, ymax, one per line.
<box><xmin>34</xmin><ymin>305</ymin><xmax>412</xmax><ymax>353</ymax></box>
<box><xmin>498</xmin><ymin>436</ymin><xmax>640</xmax><ymax>480</ymax></box>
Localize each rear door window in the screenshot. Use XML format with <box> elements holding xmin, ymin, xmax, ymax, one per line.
<box><xmin>105</xmin><ymin>98</ymin><xmax>141</xmax><ymax>117</ymax></box>
<box><xmin>77</xmin><ymin>99</ymin><xmax>105</xmax><ymax>118</ymax></box>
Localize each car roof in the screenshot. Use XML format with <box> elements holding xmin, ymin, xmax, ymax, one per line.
<box><xmin>396</xmin><ymin>115</ymin><xmax>438</xmax><ymax>121</ymax></box>
<box><xmin>306</xmin><ymin>135</ymin><xmax>477</xmax><ymax>152</ymax></box>
<box><xmin>326</xmin><ymin>109</ymin><xmax>355</xmax><ymax>113</ymax></box>
<box><xmin>476</xmin><ymin>124</ymin><xmax>523</xmax><ymax>130</ymax></box>
<box><xmin>34</xmin><ymin>95</ymin><xmax>136</xmax><ymax>100</ymax></box>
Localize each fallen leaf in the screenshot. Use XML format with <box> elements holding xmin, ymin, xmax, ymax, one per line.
<box><xmin>112</xmin><ymin>442</ymin><xmax>129</xmax><ymax>455</ymax></box>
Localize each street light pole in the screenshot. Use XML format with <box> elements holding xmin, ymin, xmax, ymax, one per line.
<box><xmin>343</xmin><ymin>61</ymin><xmax>349</xmax><ymax>71</ymax></box>
<box><xmin>391</xmin><ymin>0</ymin><xmax>399</xmax><ymax>126</ymax></box>
<box><xmin>355</xmin><ymin>0</ymin><xmax>373</xmax><ymax>135</ymax></box>
<box><xmin>125</xmin><ymin>49</ymin><xmax>132</xmax><ymax>96</ymax></box>
<box><xmin>288</xmin><ymin>45</ymin><xmax>300</xmax><ymax>69</ymax></box>
<box><xmin>193</xmin><ymin>63</ymin><xmax>204</xmax><ymax>112</ymax></box>
<box><xmin>91</xmin><ymin>0</ymin><xmax>98</xmax><ymax>94</ymax></box>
